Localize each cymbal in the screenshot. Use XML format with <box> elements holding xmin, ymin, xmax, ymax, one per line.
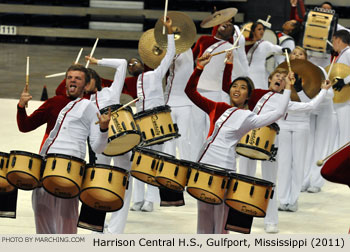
<box><xmin>154</xmin><ymin>11</ymin><xmax>197</xmax><ymax>54</ymax></box>
<box><xmin>277</xmin><ymin>59</ymin><xmax>325</xmax><ymax>101</ymax></box>
<box><xmin>138</xmin><ymin>28</ymin><xmax>166</xmax><ymax>69</ymax></box>
<box><xmin>200</xmin><ymin>8</ymin><xmax>238</xmax><ymax>28</ymax></box>
<box><xmin>325</xmin><ymin>63</ymin><xmax>350</xmax><ymax>103</ymax></box>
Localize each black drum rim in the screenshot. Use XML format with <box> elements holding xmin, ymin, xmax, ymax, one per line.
<box><xmin>140</xmin><ymin>133</ymin><xmax>180</xmax><ymax>146</ymax></box>
<box><xmin>134</xmin><ymin>105</ymin><xmax>171</xmax><ymax>119</ymax></box>
<box><xmin>224</xmin><ymin>199</ymin><xmax>266</xmax><ymax>217</ymax></box>
<box><xmin>41</xmin><ymin>175</ymin><xmax>81</xmax><ymax>198</ymax></box>
<box><xmin>9</xmin><ymin>150</ymin><xmax>43</xmax><ymax>160</ymax></box>
<box><xmin>45</xmin><ymin>153</ymin><xmax>86</xmax><ymax>164</ymax></box>
<box><xmin>0</xmin><ymin>152</ymin><xmax>9</xmax><ymax>157</ymax></box>
<box><xmin>194</xmin><ymin>162</ymin><xmax>230</xmax><ymax>177</ymax></box>
<box><xmin>228</xmin><ymin>172</ymin><xmax>274</xmax><ymax>187</ymax></box>
<box><xmin>85</xmin><ymin>164</ymin><xmax>129</xmax><ymax>174</ymax></box>
<box><xmin>79</xmin><ymin>186</ymin><xmax>124</xmax><ymax>212</ymax></box>
<box><xmin>6</xmin><ymin>170</ymin><xmax>40</xmax><ymax>190</ymax></box>
<box><xmin>132</xmin><ymin>146</ymin><xmax>165</xmax><ymax>159</ymax></box>
<box><xmin>99</xmin><ymin>104</ymin><xmax>133</xmax><ymax>114</ymax></box>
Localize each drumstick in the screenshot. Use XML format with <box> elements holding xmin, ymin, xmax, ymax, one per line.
<box><xmin>162</xmin><ymin>0</ymin><xmax>169</xmax><ymax>35</ymax></box>
<box><xmin>25</xmin><ymin>56</ymin><xmax>29</xmax><ymax>108</ymax></box>
<box><xmin>74</xmin><ymin>48</ymin><xmax>83</xmax><ymax>64</ymax></box>
<box><xmin>45</xmin><ymin>48</ymin><xmax>84</xmax><ymax>78</ymax></box>
<box><xmin>284</xmin><ymin>49</ymin><xmax>292</xmax><ymax>73</ymax></box>
<box><xmin>327</xmin><ymin>40</ymin><xmax>333</xmax><ymax>48</ymax></box>
<box><xmin>95</xmin><ymin>97</ymin><xmax>140</xmax><ymax>124</ymax></box>
<box><xmin>326</xmin><ymin>57</ymin><xmax>336</xmax><ymax>81</ymax></box>
<box><xmin>210</xmin><ymin>46</ymin><xmax>240</xmax><ymax>57</ymax></box>
<box><xmin>85</xmin><ymin>38</ymin><xmax>99</xmax><ymax>68</ymax></box>
<box><xmin>316</xmin><ymin>141</ymin><xmax>350</xmax><ymax>166</ymax></box>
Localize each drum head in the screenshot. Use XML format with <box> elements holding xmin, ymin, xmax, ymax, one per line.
<box><xmin>100</xmin><ymin>104</ymin><xmax>133</xmax><ymax>115</ymax></box>
<box><xmin>80</xmin><ymin>188</ymin><xmax>124</xmax><ymax>212</ymax></box>
<box><xmin>42</xmin><ymin>176</ymin><xmax>80</xmax><ymax>198</ymax></box>
<box><xmin>236</xmin><ymin>145</ymin><xmax>271</xmax><ymax>160</ymax></box>
<box><xmin>103</xmin><ymin>132</ymin><xmax>141</xmax><ymax>156</ymax></box>
<box><xmin>6</xmin><ymin>171</ymin><xmax>40</xmax><ymax>190</ymax></box>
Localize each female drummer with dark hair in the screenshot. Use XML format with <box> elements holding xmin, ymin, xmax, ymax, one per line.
<box><xmin>185</xmin><ymin>51</ymin><xmax>293</xmax><ymax>234</ymax></box>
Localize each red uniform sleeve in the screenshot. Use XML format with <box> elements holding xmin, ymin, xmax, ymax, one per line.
<box><xmin>17</xmin><ymin>101</ymin><xmax>51</xmax><ymax>132</ymax></box>
<box><xmin>122</xmin><ymin>76</ymin><xmax>138</xmax><ymax>99</ymax></box>
<box><xmin>55</xmin><ymin>79</ymin><xmax>67</xmax><ymax>96</ymax></box>
<box><xmin>185</xmin><ymin>68</ymin><xmax>217</xmax><ymax>115</ymax></box>
<box><xmin>222</xmin><ymin>63</ymin><xmax>233</xmax><ymax>94</ymax></box>
<box><xmin>248</xmin><ymin>89</ymin><xmax>271</xmax><ymax>111</ymax></box>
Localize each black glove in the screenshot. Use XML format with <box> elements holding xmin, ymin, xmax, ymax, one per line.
<box><xmin>293</xmin><ymin>73</ymin><xmax>303</xmax><ymax>92</ymax></box>
<box><xmin>282</xmin><ymin>47</ymin><xmax>291</xmax><ymax>54</ymax></box>
<box><xmin>333</xmin><ymin>78</ymin><xmax>346</xmax><ymax>91</ymax></box>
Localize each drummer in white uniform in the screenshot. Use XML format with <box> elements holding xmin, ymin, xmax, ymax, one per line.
<box><xmin>185</xmin><ymin>52</ymin><xmax>292</xmax><ymax>234</ymax></box>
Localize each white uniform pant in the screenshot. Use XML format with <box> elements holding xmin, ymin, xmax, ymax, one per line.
<box><xmin>303</xmin><ymin>112</ymin><xmax>338</xmax><ymax>189</ymax></box>
<box><xmin>334</xmin><ymin>103</ymin><xmax>350</xmax><ymax>148</ymax></box>
<box><xmin>95</xmin><ymin>152</ymin><xmax>133</xmax><ymax>234</ymax></box>
<box><xmin>32</xmin><ymin>187</ymin><xmax>79</xmax><ymax>234</ymax></box>
<box><xmin>197</xmin><ymin>200</ymin><xmax>229</xmax><ymax>234</ymax></box>
<box><xmin>238</xmin><ymin>157</ymin><xmax>278</xmax><ymax>225</ymax></box>
<box><xmin>277</xmin><ymin>127</ymin><xmax>309</xmax><ymax>205</ymax></box>
<box><xmin>163</xmin><ymin>105</ymin><xmax>192</xmax><ymax>160</ymax></box>
<box><xmin>189</xmin><ymin>90</ymin><xmax>223</xmax><ymax>161</ymax></box>
<box><xmin>132</xmin><ymin>145</ymin><xmax>161</xmax><ymax>204</ymax></box>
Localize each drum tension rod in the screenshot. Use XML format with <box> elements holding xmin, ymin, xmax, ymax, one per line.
<box><xmin>158</xmin><ymin>162</ymin><xmax>164</xmax><ymax>172</ymax></box>
<box><xmin>221</xmin><ymin>179</ymin><xmax>226</xmax><ymax>189</ymax></box>
<box><xmin>250</xmin><ymin>185</ymin><xmax>255</xmax><ymax>196</ymax></box>
<box><xmin>0</xmin><ymin>159</ymin><xmax>4</xmax><ymax>168</ymax></box>
<box><xmin>28</xmin><ymin>158</ymin><xmax>33</xmax><ymax>170</ymax></box>
<box><xmin>151</xmin><ymin>159</ymin><xmax>156</xmax><ymax>169</ymax></box>
<box><xmin>194</xmin><ymin>172</ymin><xmax>199</xmax><ymax>182</ymax></box>
<box><xmin>233</xmin><ymin>181</ymin><xmax>238</xmax><ymax>192</ymax></box>
<box><xmin>264</xmin><ymin>189</ymin><xmax>270</xmax><ymax>199</ymax></box>
<box><xmin>174</xmin><ymin>166</ymin><xmax>179</xmax><ymax>176</ymax></box>
<box><xmin>130</xmin><ymin>152</ymin><xmax>135</xmax><ymax>162</ymax></box>
<box><xmin>270</xmin><ymin>189</ymin><xmax>275</xmax><ymax>199</ymax></box>
<box><xmin>108</xmin><ymin>172</ymin><xmax>113</xmax><ymax>183</ymax></box>
<box><xmin>208</xmin><ymin>176</ymin><xmax>213</xmax><ymax>186</ymax></box>
<box><xmin>11</xmin><ymin>157</ymin><xmax>16</xmax><ymax>167</ymax></box>
<box><xmin>51</xmin><ymin>159</ymin><xmax>56</xmax><ymax>170</ymax></box>
<box><xmin>79</xmin><ymin>166</ymin><xmax>84</xmax><ymax>176</ymax></box>
<box><xmin>67</xmin><ymin>161</ymin><xmax>71</xmax><ymax>173</ymax></box>
<box><xmin>123</xmin><ymin>176</ymin><xmax>127</xmax><ymax>187</ymax></box>
<box><xmin>90</xmin><ymin>169</ymin><xmax>95</xmax><ymax>180</ymax></box>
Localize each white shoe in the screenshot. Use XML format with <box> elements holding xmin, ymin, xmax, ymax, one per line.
<box><xmin>278</xmin><ymin>204</ymin><xmax>288</xmax><ymax>211</ymax></box>
<box><xmin>307</xmin><ymin>187</ymin><xmax>321</xmax><ymax>193</ymax></box>
<box><xmin>130</xmin><ymin>201</ymin><xmax>144</xmax><ymax>211</ymax></box>
<box><xmin>287</xmin><ymin>202</ymin><xmax>298</xmax><ymax>212</ymax></box>
<box><xmin>301</xmin><ymin>185</ymin><xmax>308</xmax><ymax>192</ymax></box>
<box><xmin>265</xmin><ymin>224</ymin><xmax>279</xmax><ymax>233</ymax></box>
<box><xmin>141</xmin><ymin>201</ymin><xmax>153</xmax><ymax>212</ymax></box>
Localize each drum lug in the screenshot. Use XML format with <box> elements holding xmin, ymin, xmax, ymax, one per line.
<box><xmin>0</xmin><ymin>158</ymin><xmax>4</xmax><ymax>169</ymax></box>
<box><xmin>131</xmin><ymin>122</ymin><xmax>136</xmax><ymax>130</ymax></box>
<box><xmin>151</xmin><ymin>159</ymin><xmax>156</xmax><ymax>169</ymax></box>
<box><xmin>136</xmin><ymin>155</ymin><xmax>142</xmax><ymax>165</ymax></box>
<box><xmin>142</xmin><ymin>131</ymin><xmax>146</xmax><ymax>140</ymax></box>
<box><xmin>126</xmin><ymin>179</ymin><xmax>129</xmax><ymax>190</ymax></box>
<box><xmin>111</xmin><ymin>125</ymin><xmax>117</xmax><ymax>134</ymax></box>
<box><xmin>194</xmin><ymin>172</ymin><xmax>199</xmax><ymax>182</ymax></box>
<box><xmin>233</xmin><ymin>181</ymin><xmax>238</xmax><ymax>192</ymax></box>
<box><xmin>245</xmin><ymin>134</ymin><xmax>249</xmax><ymax>143</ymax></box>
<box><xmin>160</xmin><ymin>126</ymin><xmax>164</xmax><ymax>134</ymax></box>
<box><xmin>5</xmin><ymin>158</ymin><xmax>9</xmax><ymax>168</ymax></box>
<box><xmin>265</xmin><ymin>189</ymin><xmax>270</xmax><ymax>199</ymax></box>
<box><xmin>67</xmin><ymin>161</ymin><xmax>71</xmax><ymax>173</ymax></box>
<box><xmin>52</xmin><ymin>159</ymin><xmax>56</xmax><ymax>170</ymax></box>
<box><xmin>130</xmin><ymin>151</ymin><xmax>135</xmax><ymax>162</ymax></box>
<box><xmin>11</xmin><ymin>156</ymin><xmax>16</xmax><ymax>167</ymax></box>
<box><xmin>221</xmin><ymin>179</ymin><xmax>226</xmax><ymax>189</ymax></box>
<box><xmin>90</xmin><ymin>169</ymin><xmax>95</xmax><ymax>180</ymax></box>
<box><xmin>123</xmin><ymin>176</ymin><xmax>127</xmax><ymax>187</ymax></box>
<box><xmin>155</xmin><ymin>160</ymin><xmax>160</xmax><ymax>171</ymax></box>
<box><xmin>79</xmin><ymin>166</ymin><xmax>84</xmax><ymax>176</ymax></box>
<box><xmin>250</xmin><ymin>185</ymin><xmax>255</xmax><ymax>196</ymax></box>
<box><xmin>122</xmin><ymin>122</ymin><xmax>127</xmax><ymax>131</ymax></box>
<box><xmin>168</xmin><ymin>124</ymin><xmax>173</xmax><ymax>132</ymax></box>
<box><xmin>208</xmin><ymin>175</ymin><xmax>213</xmax><ymax>186</ymax></box>
<box><xmin>108</xmin><ymin>172</ymin><xmax>113</xmax><ymax>183</ymax></box>
<box><xmin>174</xmin><ymin>123</ymin><xmax>178</xmax><ymax>132</ymax></box>
<box><xmin>255</xmin><ymin>137</ymin><xmax>260</xmax><ymax>146</ymax></box>
<box><xmin>158</xmin><ymin>162</ymin><xmax>164</xmax><ymax>172</ymax></box>
<box><xmin>264</xmin><ymin>141</ymin><xmax>269</xmax><ymax>149</ymax></box>
<box><xmin>186</xmin><ymin>169</ymin><xmax>191</xmax><ymax>180</ymax></box>
<box><xmin>270</xmin><ymin>189</ymin><xmax>275</xmax><ymax>199</ymax></box>
<box><xmin>28</xmin><ymin>158</ymin><xmax>33</xmax><ymax>170</ymax></box>
<box><xmin>151</xmin><ymin>128</ymin><xmax>155</xmax><ymax>137</ymax></box>
<box><xmin>174</xmin><ymin>166</ymin><xmax>179</xmax><ymax>176</ymax></box>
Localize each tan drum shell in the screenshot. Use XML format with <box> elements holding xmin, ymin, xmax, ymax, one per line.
<box><xmin>225</xmin><ymin>176</ymin><xmax>274</xmax><ymax>217</ymax></box>
<box><xmin>80</xmin><ymin>165</ymin><xmax>128</xmax><ymax>212</ymax></box>
<box><xmin>303</xmin><ymin>11</ymin><xmax>334</xmax><ymax>53</ymax></box>
<box><xmin>135</xmin><ymin>108</ymin><xmax>178</xmax><ymax>146</ymax></box>
<box><xmin>42</xmin><ymin>155</ymin><xmax>85</xmax><ymax>198</ymax></box>
<box><xmin>236</xmin><ymin>126</ymin><xmax>277</xmax><ymax>160</ymax></box>
<box><xmin>7</xmin><ymin>151</ymin><xmax>43</xmax><ymax>190</ymax></box>
<box><xmin>130</xmin><ymin>149</ymin><xmax>160</xmax><ymax>187</ymax></box>
<box><xmin>0</xmin><ymin>153</ymin><xmax>15</xmax><ymax>193</ymax></box>
<box><xmin>155</xmin><ymin>159</ymin><xmax>190</xmax><ymax>192</ymax></box>
<box><xmin>186</xmin><ymin>166</ymin><xmax>229</xmax><ymax>205</ymax></box>
<box><xmin>103</xmin><ymin>108</ymin><xmax>141</xmax><ymax>156</ymax></box>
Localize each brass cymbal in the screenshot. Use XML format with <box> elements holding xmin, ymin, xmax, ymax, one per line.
<box><xmin>325</xmin><ymin>63</ymin><xmax>350</xmax><ymax>103</ymax></box>
<box><xmin>138</xmin><ymin>28</ymin><xmax>166</xmax><ymax>69</ymax></box>
<box><xmin>200</xmin><ymin>8</ymin><xmax>238</xmax><ymax>28</ymax></box>
<box><xmin>154</xmin><ymin>11</ymin><xmax>197</xmax><ymax>54</ymax></box>
<box><xmin>277</xmin><ymin>59</ymin><xmax>325</xmax><ymax>101</ymax></box>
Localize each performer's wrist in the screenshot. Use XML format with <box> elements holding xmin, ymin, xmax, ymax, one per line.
<box><xmin>18</xmin><ymin>102</ymin><xmax>25</xmax><ymax>109</ymax></box>
<box><xmin>196</xmin><ymin>63</ymin><xmax>204</xmax><ymax>70</ymax></box>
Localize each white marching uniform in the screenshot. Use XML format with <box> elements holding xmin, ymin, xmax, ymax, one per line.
<box><xmin>89</xmin><ymin>58</ymin><xmax>134</xmax><ymax>234</ymax></box>
<box><xmin>197</xmin><ymin>90</ymin><xmax>291</xmax><ymax>234</ymax></box>
<box><xmin>132</xmin><ymin>34</ymin><xmax>175</xmax><ymax>206</ymax></box>
<box><xmin>35</xmin><ymin>98</ymin><xmax>108</xmax><ymax>234</ymax></box>
<box><xmin>277</xmin><ymin>89</ymin><xmax>329</xmax><ymax>206</ymax></box>
<box><xmin>247</xmin><ymin>40</ymin><xmax>283</xmax><ymax>89</ymax></box>
<box><xmin>163</xmin><ymin>48</ymin><xmax>194</xmax><ymax>160</ymax></box>
<box><xmin>190</xmin><ymin>26</ymin><xmax>248</xmax><ymax>161</ymax></box>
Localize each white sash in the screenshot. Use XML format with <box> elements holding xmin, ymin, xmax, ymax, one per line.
<box><xmin>204</xmin><ymin>40</ymin><xmax>228</xmax><ymax>55</ymax></box>
<box><xmin>247</xmin><ymin>40</ymin><xmax>264</xmax><ymax>66</ymax></box>
<box><xmin>40</xmin><ymin>98</ymin><xmax>83</xmax><ymax>156</ymax></box>
<box><xmin>252</xmin><ymin>91</ymin><xmax>275</xmax><ymax>115</ymax></box>
<box><xmin>136</xmin><ymin>73</ymin><xmax>145</xmax><ymax>111</ymax></box>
